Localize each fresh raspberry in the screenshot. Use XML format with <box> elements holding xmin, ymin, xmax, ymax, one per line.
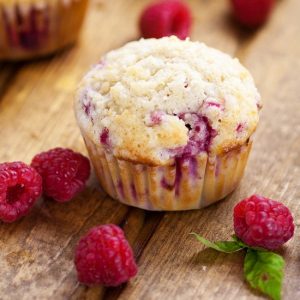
<box><xmin>234</xmin><ymin>195</ymin><xmax>294</xmax><ymax>250</ymax></box>
<box><xmin>0</xmin><ymin>162</ymin><xmax>42</xmax><ymax>223</ymax></box>
<box><xmin>139</xmin><ymin>0</ymin><xmax>192</xmax><ymax>39</ymax></box>
<box><xmin>230</xmin><ymin>0</ymin><xmax>274</xmax><ymax>28</ymax></box>
<box><xmin>31</xmin><ymin>148</ymin><xmax>90</xmax><ymax>202</ymax></box>
<box><xmin>74</xmin><ymin>224</ymin><xmax>138</xmax><ymax>286</ymax></box>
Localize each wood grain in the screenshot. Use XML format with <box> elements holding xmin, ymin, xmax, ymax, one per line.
<box><xmin>0</xmin><ymin>0</ymin><xmax>299</xmax><ymax>299</ymax></box>
<box><xmin>0</xmin><ymin>63</ymin><xmax>20</xmax><ymax>98</ymax></box>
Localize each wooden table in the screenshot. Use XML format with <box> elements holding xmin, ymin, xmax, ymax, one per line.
<box><xmin>0</xmin><ymin>0</ymin><xmax>299</xmax><ymax>299</ymax></box>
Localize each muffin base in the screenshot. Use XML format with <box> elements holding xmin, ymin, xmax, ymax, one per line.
<box><xmin>83</xmin><ymin>134</ymin><xmax>252</xmax><ymax>211</ymax></box>
<box><xmin>0</xmin><ymin>0</ymin><xmax>88</xmax><ymax>61</ymax></box>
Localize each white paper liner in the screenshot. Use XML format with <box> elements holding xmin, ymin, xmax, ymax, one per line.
<box><xmin>84</xmin><ymin>134</ymin><xmax>252</xmax><ymax>211</ymax></box>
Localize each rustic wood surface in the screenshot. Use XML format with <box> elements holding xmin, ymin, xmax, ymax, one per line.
<box><xmin>0</xmin><ymin>0</ymin><xmax>299</xmax><ymax>299</ymax></box>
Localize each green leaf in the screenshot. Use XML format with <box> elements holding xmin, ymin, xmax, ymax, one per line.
<box><xmin>244</xmin><ymin>249</ymin><xmax>284</xmax><ymax>300</ymax></box>
<box><xmin>191</xmin><ymin>233</ymin><xmax>245</xmax><ymax>253</ymax></box>
<box><xmin>232</xmin><ymin>235</ymin><xmax>268</xmax><ymax>252</ymax></box>
<box><xmin>231</xmin><ymin>235</ymin><xmax>248</xmax><ymax>247</ymax></box>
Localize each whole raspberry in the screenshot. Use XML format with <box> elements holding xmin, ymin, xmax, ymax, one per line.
<box><xmin>0</xmin><ymin>162</ymin><xmax>42</xmax><ymax>222</ymax></box>
<box><xmin>139</xmin><ymin>0</ymin><xmax>192</xmax><ymax>39</ymax></box>
<box><xmin>230</xmin><ymin>0</ymin><xmax>275</xmax><ymax>28</ymax></box>
<box><xmin>31</xmin><ymin>148</ymin><xmax>90</xmax><ymax>202</ymax></box>
<box><xmin>234</xmin><ymin>195</ymin><xmax>294</xmax><ymax>250</ymax></box>
<box><xmin>74</xmin><ymin>224</ymin><xmax>138</xmax><ymax>286</ymax></box>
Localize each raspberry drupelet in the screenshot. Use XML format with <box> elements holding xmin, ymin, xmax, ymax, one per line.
<box><xmin>0</xmin><ymin>162</ymin><xmax>42</xmax><ymax>222</ymax></box>
<box><xmin>31</xmin><ymin>148</ymin><xmax>90</xmax><ymax>202</ymax></box>
<box><xmin>234</xmin><ymin>195</ymin><xmax>294</xmax><ymax>250</ymax></box>
<box><xmin>75</xmin><ymin>224</ymin><xmax>138</xmax><ymax>286</ymax></box>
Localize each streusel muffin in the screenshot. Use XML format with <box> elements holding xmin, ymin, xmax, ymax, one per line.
<box><xmin>0</xmin><ymin>0</ymin><xmax>88</xmax><ymax>60</ymax></box>
<box><xmin>75</xmin><ymin>36</ymin><xmax>261</xmax><ymax>211</ymax></box>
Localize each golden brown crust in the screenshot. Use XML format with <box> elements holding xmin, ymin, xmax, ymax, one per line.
<box><xmin>112</xmin><ymin>130</ymin><xmax>255</xmax><ymax>166</ymax></box>
<box><xmin>215</xmin><ymin>126</ymin><xmax>255</xmax><ymax>154</ymax></box>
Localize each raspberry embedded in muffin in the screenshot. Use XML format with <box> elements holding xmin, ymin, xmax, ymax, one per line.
<box><xmin>148</xmin><ymin>111</ymin><xmax>165</xmax><ymax>126</ymax></box>
<box><xmin>181</xmin><ymin>113</ymin><xmax>217</xmax><ymax>155</ymax></box>
<box><xmin>171</xmin><ymin>113</ymin><xmax>217</xmax><ymax>157</ymax></box>
<box><xmin>100</xmin><ymin>127</ymin><xmax>110</xmax><ymax>146</ymax></box>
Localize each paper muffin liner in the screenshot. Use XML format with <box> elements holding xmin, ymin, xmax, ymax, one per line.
<box><xmin>0</xmin><ymin>0</ymin><xmax>88</xmax><ymax>60</ymax></box>
<box><xmin>83</xmin><ymin>133</ymin><xmax>253</xmax><ymax>211</ymax></box>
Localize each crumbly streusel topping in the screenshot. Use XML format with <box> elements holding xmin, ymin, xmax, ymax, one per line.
<box><xmin>75</xmin><ymin>36</ymin><xmax>261</xmax><ymax>165</ymax></box>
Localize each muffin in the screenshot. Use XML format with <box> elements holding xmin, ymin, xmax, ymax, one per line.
<box><xmin>0</xmin><ymin>0</ymin><xmax>88</xmax><ymax>60</ymax></box>
<box><xmin>75</xmin><ymin>36</ymin><xmax>261</xmax><ymax>211</ymax></box>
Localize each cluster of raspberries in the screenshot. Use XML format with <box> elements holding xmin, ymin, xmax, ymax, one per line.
<box><xmin>139</xmin><ymin>0</ymin><xmax>275</xmax><ymax>41</ymax></box>
<box><xmin>0</xmin><ymin>151</ymin><xmax>294</xmax><ymax>287</ymax></box>
<box><xmin>0</xmin><ymin>148</ymin><xmax>90</xmax><ymax>223</ymax></box>
<box><xmin>0</xmin><ymin>148</ymin><xmax>138</xmax><ymax>286</ymax></box>
<box><xmin>0</xmin><ymin>148</ymin><xmax>139</xmax><ymax>286</ymax></box>
<box><xmin>74</xmin><ymin>194</ymin><xmax>294</xmax><ymax>287</ymax></box>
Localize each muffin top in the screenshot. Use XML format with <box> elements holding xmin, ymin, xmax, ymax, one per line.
<box><xmin>75</xmin><ymin>36</ymin><xmax>261</xmax><ymax>165</ymax></box>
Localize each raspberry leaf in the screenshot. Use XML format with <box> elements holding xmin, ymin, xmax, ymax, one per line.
<box><xmin>231</xmin><ymin>234</ymin><xmax>247</xmax><ymax>247</ymax></box>
<box><xmin>191</xmin><ymin>233</ymin><xmax>245</xmax><ymax>253</ymax></box>
<box><xmin>231</xmin><ymin>235</ymin><xmax>268</xmax><ymax>252</ymax></box>
<box><xmin>244</xmin><ymin>249</ymin><xmax>284</xmax><ymax>300</ymax></box>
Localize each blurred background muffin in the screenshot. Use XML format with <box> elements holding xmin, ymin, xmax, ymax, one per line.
<box><xmin>0</xmin><ymin>0</ymin><xmax>88</xmax><ymax>60</ymax></box>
